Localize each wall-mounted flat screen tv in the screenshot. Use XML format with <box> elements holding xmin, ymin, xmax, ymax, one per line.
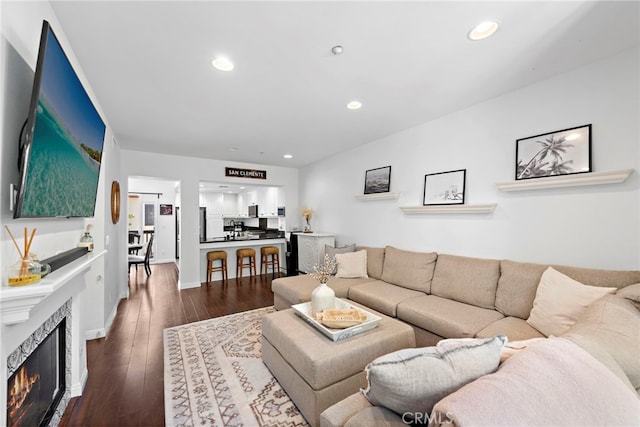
<box><xmin>14</xmin><ymin>20</ymin><xmax>106</xmax><ymax>218</ymax></box>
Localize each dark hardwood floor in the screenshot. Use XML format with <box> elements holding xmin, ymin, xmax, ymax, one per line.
<box><xmin>60</xmin><ymin>262</ymin><xmax>277</xmax><ymax>426</ymax></box>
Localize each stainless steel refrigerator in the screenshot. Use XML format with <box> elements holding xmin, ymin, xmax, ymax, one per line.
<box><xmin>199</xmin><ymin>207</ymin><xmax>206</xmax><ymax>242</ymax></box>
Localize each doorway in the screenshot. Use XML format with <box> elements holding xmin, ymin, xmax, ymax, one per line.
<box><xmin>128</xmin><ymin>176</ymin><xmax>180</xmax><ymax>266</ymax></box>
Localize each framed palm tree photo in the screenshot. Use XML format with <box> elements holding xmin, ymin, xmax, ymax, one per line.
<box><xmin>516</xmin><ymin>124</ymin><xmax>591</xmax><ymax>180</ymax></box>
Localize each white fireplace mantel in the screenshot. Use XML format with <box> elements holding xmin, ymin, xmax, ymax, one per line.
<box><xmin>0</xmin><ymin>250</ymin><xmax>106</xmax><ymax>326</ymax></box>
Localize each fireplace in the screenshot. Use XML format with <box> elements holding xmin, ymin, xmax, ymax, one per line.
<box><xmin>6</xmin><ymin>301</ymin><xmax>71</xmax><ymax>427</ymax></box>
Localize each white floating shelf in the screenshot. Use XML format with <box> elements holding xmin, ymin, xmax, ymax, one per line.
<box><xmin>355</xmin><ymin>192</ymin><xmax>399</xmax><ymax>201</ymax></box>
<box><xmin>400</xmin><ymin>204</ymin><xmax>497</xmax><ymax>214</ymax></box>
<box><xmin>497</xmin><ymin>169</ymin><xmax>633</xmax><ymax>192</ymax></box>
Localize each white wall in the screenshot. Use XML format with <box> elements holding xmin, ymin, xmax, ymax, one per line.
<box><xmin>122</xmin><ymin>150</ymin><xmax>299</xmax><ymax>288</ymax></box>
<box><xmin>300</xmin><ymin>48</ymin><xmax>640</xmax><ymax>271</ymax></box>
<box><xmin>0</xmin><ymin>1</ymin><xmax>124</xmax><ymax>344</ymax></box>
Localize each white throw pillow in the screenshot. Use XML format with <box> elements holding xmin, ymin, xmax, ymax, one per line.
<box><xmin>362</xmin><ymin>335</ymin><xmax>506</xmax><ymax>419</ymax></box>
<box><xmin>526</xmin><ymin>267</ymin><xmax>616</xmax><ymax>337</ymax></box>
<box><xmin>335</xmin><ymin>250</ymin><xmax>368</xmax><ymax>278</ymax></box>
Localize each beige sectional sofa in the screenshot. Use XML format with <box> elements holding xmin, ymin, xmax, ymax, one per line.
<box><xmin>270</xmin><ymin>245</ymin><xmax>640</xmax><ymax>426</ymax></box>
<box><xmin>273</xmin><ymin>246</ymin><xmax>639</xmax><ymax>346</ymax></box>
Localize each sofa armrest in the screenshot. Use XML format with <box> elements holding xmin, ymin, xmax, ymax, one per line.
<box><xmin>320</xmin><ymin>392</ymin><xmax>372</xmax><ymax>427</ymax></box>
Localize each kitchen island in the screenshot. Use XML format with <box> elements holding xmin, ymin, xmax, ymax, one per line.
<box><xmin>199</xmin><ymin>236</ymin><xmax>287</xmax><ymax>281</ymax></box>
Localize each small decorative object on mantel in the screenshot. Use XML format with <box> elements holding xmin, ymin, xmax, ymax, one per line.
<box><xmin>516</xmin><ymin>124</ymin><xmax>591</xmax><ymax>180</ymax></box>
<box><xmin>423</xmin><ymin>169</ymin><xmax>466</xmax><ymax>205</ymax></box>
<box><xmin>77</xmin><ymin>224</ymin><xmax>94</xmax><ymax>252</ymax></box>
<box><xmin>5</xmin><ymin>226</ymin><xmax>44</xmax><ymax>286</ymax></box>
<box><xmin>302</xmin><ymin>207</ymin><xmax>313</xmax><ymax>233</ymax></box>
<box><xmin>364</xmin><ymin>165</ymin><xmax>392</xmax><ymax>194</ymax></box>
<box><xmin>310</xmin><ymin>254</ymin><xmax>336</xmax><ymax>315</ymax></box>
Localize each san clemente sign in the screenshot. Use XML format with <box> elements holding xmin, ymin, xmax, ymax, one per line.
<box><xmin>225</xmin><ymin>167</ymin><xmax>267</xmax><ymax>180</ymax></box>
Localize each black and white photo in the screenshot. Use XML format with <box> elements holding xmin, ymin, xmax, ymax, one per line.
<box><xmin>423</xmin><ymin>169</ymin><xmax>466</xmax><ymax>205</ymax></box>
<box><xmin>364</xmin><ymin>166</ymin><xmax>392</xmax><ymax>194</ymax></box>
<box><xmin>516</xmin><ymin>124</ymin><xmax>591</xmax><ymax>180</ymax></box>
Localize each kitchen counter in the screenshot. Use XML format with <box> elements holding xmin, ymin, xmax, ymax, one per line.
<box><xmin>199</xmin><ymin>237</ymin><xmax>287</xmax><ymax>281</ymax></box>
<box><xmin>200</xmin><ymin>234</ymin><xmax>283</xmax><ymax>244</ymax></box>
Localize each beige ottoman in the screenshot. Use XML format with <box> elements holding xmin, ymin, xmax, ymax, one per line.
<box><xmin>261</xmin><ymin>302</ymin><xmax>416</xmax><ymax>426</ymax></box>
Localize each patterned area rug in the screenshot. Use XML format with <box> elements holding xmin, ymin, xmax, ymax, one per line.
<box><xmin>164</xmin><ymin>307</ymin><xmax>309</xmax><ymax>426</ymax></box>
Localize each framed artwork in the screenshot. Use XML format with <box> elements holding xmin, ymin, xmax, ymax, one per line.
<box><xmin>364</xmin><ymin>166</ymin><xmax>392</xmax><ymax>194</ymax></box>
<box><xmin>144</xmin><ymin>203</ymin><xmax>155</xmax><ymax>226</ymax></box>
<box><xmin>160</xmin><ymin>204</ymin><xmax>173</xmax><ymax>215</ymax></box>
<box><xmin>423</xmin><ymin>169</ymin><xmax>466</xmax><ymax>205</ymax></box>
<box><xmin>516</xmin><ymin>124</ymin><xmax>591</xmax><ymax>180</ymax></box>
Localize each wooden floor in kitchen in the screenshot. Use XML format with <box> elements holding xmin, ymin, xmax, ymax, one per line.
<box><xmin>60</xmin><ymin>262</ymin><xmax>277</xmax><ymax>426</ymax></box>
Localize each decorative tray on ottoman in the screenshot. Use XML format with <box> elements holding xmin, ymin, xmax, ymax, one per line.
<box><xmin>292</xmin><ymin>298</ymin><xmax>382</xmax><ymax>341</ymax></box>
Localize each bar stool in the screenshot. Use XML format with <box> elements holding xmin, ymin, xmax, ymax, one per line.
<box><xmin>236</xmin><ymin>248</ymin><xmax>256</xmax><ymax>278</ymax></box>
<box><xmin>206</xmin><ymin>250</ymin><xmax>228</xmax><ymax>282</ymax></box>
<box><xmin>260</xmin><ymin>246</ymin><xmax>280</xmax><ymax>276</ymax></box>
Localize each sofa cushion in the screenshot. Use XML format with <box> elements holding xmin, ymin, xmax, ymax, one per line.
<box><xmin>563</xmin><ymin>293</ymin><xmax>640</xmax><ymax>392</ymax></box>
<box><xmin>476</xmin><ymin>316</ymin><xmax>545</xmax><ymax>341</ymax></box>
<box><xmin>343</xmin><ymin>407</ymin><xmax>406</xmax><ymax>427</ymax></box>
<box><xmin>324</xmin><ymin>244</ymin><xmax>356</xmax><ymax>274</ymax></box>
<box><xmin>271</xmin><ymin>275</ymin><xmax>375</xmax><ymax>307</ymax></box>
<box><xmin>430</xmin><ymin>254</ymin><xmax>500</xmax><ymax>309</ymax></box>
<box><xmin>356</xmin><ymin>246</ymin><xmax>385</xmax><ymax>280</ymax></box>
<box><xmin>397</xmin><ymin>295</ymin><xmax>504</xmax><ymax>338</ymax></box>
<box><xmin>380</xmin><ymin>246</ymin><xmax>437</xmax><ymax>293</ymax></box>
<box><xmin>335</xmin><ymin>250</ymin><xmax>368</xmax><ymax>278</ymax></box>
<box><xmin>348</xmin><ymin>281</ymin><xmax>425</xmax><ymax>317</ymax></box>
<box><xmin>616</xmin><ymin>283</ymin><xmax>640</xmax><ymax>309</ymax></box>
<box><xmin>430</xmin><ymin>338</ymin><xmax>640</xmax><ymax>427</ymax></box>
<box><xmin>496</xmin><ymin>260</ymin><xmax>640</xmax><ymax>319</ymax></box>
<box><xmin>363</xmin><ymin>336</ymin><xmax>506</xmax><ymax>420</ymax></box>
<box><xmin>527</xmin><ymin>267</ymin><xmax>616</xmax><ymax>337</ymax></box>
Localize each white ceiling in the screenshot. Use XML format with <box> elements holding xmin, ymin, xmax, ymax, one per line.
<box><xmin>50</xmin><ymin>1</ymin><xmax>639</xmax><ymax>168</ymax></box>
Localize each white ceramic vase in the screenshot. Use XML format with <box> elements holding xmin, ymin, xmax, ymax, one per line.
<box><xmin>311</xmin><ymin>282</ymin><xmax>335</xmax><ymax>315</ymax></box>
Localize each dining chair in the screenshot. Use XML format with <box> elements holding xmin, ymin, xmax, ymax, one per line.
<box><xmin>128</xmin><ymin>234</ymin><xmax>153</xmax><ymax>276</ymax></box>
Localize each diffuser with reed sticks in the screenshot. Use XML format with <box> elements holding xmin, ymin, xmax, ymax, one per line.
<box><xmin>5</xmin><ymin>226</ymin><xmax>42</xmax><ymax>286</ymax></box>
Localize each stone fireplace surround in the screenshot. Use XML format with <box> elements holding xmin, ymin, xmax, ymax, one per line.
<box><xmin>0</xmin><ymin>251</ymin><xmax>105</xmax><ymax>426</ymax></box>
<box><xmin>7</xmin><ymin>300</ymin><xmax>71</xmax><ymax>426</ymax></box>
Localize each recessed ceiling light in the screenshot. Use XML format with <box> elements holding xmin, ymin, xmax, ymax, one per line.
<box><xmin>468</xmin><ymin>21</ymin><xmax>499</xmax><ymax>41</ymax></box>
<box><xmin>229</xmin><ymin>147</ymin><xmax>239</xmax><ymax>151</ymax></box>
<box><xmin>283</xmin><ymin>154</ymin><xmax>293</xmax><ymax>159</ymax></box>
<box><xmin>212</xmin><ymin>56</ymin><xmax>234</xmax><ymax>71</ymax></box>
<box><xmin>346</xmin><ymin>101</ymin><xmax>362</xmax><ymax>110</ymax></box>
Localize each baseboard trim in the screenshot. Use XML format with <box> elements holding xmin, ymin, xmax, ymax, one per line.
<box><xmin>85</xmin><ymin>328</ymin><xmax>105</xmax><ymax>340</ymax></box>
<box><xmin>178</xmin><ymin>280</ymin><xmax>201</xmax><ymax>290</ymax></box>
<box><xmin>71</xmin><ymin>368</ymin><xmax>89</xmax><ymax>397</ymax></box>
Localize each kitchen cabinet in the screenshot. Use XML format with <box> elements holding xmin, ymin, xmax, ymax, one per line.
<box><xmin>296</xmin><ymin>233</ymin><xmax>335</xmax><ymax>274</ymax></box>
<box><xmin>222</xmin><ymin>193</ymin><xmax>237</xmax><ymax>216</ymax></box>
<box><xmin>258</xmin><ymin>187</ymin><xmax>278</xmax><ymax>217</ymax></box>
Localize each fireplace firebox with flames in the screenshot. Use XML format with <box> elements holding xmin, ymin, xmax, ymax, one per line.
<box><xmin>7</xmin><ymin>319</ymin><xmax>66</xmax><ymax>427</ymax></box>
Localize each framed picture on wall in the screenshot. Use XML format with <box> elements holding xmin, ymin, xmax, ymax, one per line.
<box><xmin>144</xmin><ymin>203</ymin><xmax>155</xmax><ymax>226</ymax></box>
<box><xmin>516</xmin><ymin>124</ymin><xmax>591</xmax><ymax>180</ymax></box>
<box><xmin>160</xmin><ymin>204</ymin><xmax>173</xmax><ymax>215</ymax></box>
<box><xmin>364</xmin><ymin>166</ymin><xmax>392</xmax><ymax>194</ymax></box>
<box><xmin>423</xmin><ymin>169</ymin><xmax>466</xmax><ymax>205</ymax></box>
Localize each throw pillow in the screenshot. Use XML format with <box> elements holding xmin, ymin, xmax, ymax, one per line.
<box><xmin>526</xmin><ymin>267</ymin><xmax>616</xmax><ymax>337</ymax></box>
<box><xmin>324</xmin><ymin>244</ymin><xmax>356</xmax><ymax>274</ymax></box>
<box><xmin>562</xmin><ymin>293</ymin><xmax>640</xmax><ymax>392</ymax></box>
<box><xmin>362</xmin><ymin>335</ymin><xmax>506</xmax><ymax>419</ymax></box>
<box><xmin>335</xmin><ymin>250</ymin><xmax>368</xmax><ymax>278</ymax></box>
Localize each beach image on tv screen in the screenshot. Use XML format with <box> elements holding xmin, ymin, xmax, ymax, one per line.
<box><xmin>21</xmin><ymin>26</ymin><xmax>105</xmax><ymax>217</ymax></box>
